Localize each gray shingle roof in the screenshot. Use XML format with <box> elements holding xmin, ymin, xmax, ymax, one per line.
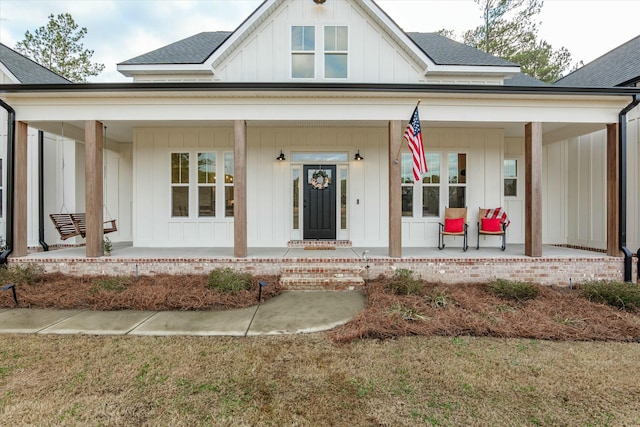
<box><xmin>120</xmin><ymin>30</ymin><xmax>518</xmax><ymax>69</ymax></box>
<box><xmin>555</xmin><ymin>35</ymin><xmax>640</xmax><ymax>87</ymax></box>
<box><xmin>119</xmin><ymin>32</ymin><xmax>232</xmax><ymax>65</ymax></box>
<box><xmin>406</xmin><ymin>32</ymin><xmax>518</xmax><ymax>67</ymax></box>
<box><xmin>504</xmin><ymin>72</ymin><xmax>549</xmax><ymax>86</ymax></box>
<box><xmin>0</xmin><ymin>43</ymin><xmax>70</xmax><ymax>84</ymax></box>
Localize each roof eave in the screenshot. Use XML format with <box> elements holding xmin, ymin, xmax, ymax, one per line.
<box><xmin>117</xmin><ymin>63</ymin><xmax>214</xmax><ymax>77</ymax></box>
<box><xmin>1</xmin><ymin>82</ymin><xmax>639</xmax><ymax>97</ymax></box>
<box><xmin>427</xmin><ymin>65</ymin><xmax>521</xmax><ymax>76</ymax></box>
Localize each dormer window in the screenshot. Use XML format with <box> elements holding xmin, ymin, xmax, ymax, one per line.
<box><xmin>291</xmin><ymin>26</ymin><xmax>315</xmax><ymax>78</ymax></box>
<box><xmin>291</xmin><ymin>25</ymin><xmax>348</xmax><ymax>79</ymax></box>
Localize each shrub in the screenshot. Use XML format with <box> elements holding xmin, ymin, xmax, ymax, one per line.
<box><xmin>89</xmin><ymin>276</ymin><xmax>131</xmax><ymax>294</ymax></box>
<box><xmin>0</xmin><ymin>263</ymin><xmax>44</xmax><ymax>285</ymax></box>
<box><xmin>387</xmin><ymin>268</ymin><xmax>423</xmax><ymax>295</ymax></box>
<box><xmin>388</xmin><ymin>302</ymin><xmax>425</xmax><ymax>321</ymax></box>
<box><xmin>580</xmin><ymin>280</ymin><xmax>640</xmax><ymax>311</ymax></box>
<box><xmin>208</xmin><ymin>268</ymin><xmax>252</xmax><ymax>293</ymax></box>
<box><xmin>427</xmin><ymin>288</ymin><xmax>450</xmax><ymax>308</ymax></box>
<box><xmin>487</xmin><ymin>279</ymin><xmax>539</xmax><ymax>302</ymax></box>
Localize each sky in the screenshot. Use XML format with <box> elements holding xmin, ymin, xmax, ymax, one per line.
<box><xmin>0</xmin><ymin>0</ymin><xmax>638</xmax><ymax>82</ymax></box>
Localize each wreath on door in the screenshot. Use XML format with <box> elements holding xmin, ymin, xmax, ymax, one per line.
<box><xmin>311</xmin><ymin>169</ymin><xmax>330</xmax><ymax>190</ymax></box>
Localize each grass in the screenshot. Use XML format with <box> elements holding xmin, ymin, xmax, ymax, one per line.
<box><xmin>0</xmin><ymin>334</ymin><xmax>639</xmax><ymax>425</ymax></box>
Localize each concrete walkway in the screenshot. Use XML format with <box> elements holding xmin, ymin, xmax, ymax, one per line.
<box><xmin>0</xmin><ymin>291</ymin><xmax>366</xmax><ymax>336</ymax></box>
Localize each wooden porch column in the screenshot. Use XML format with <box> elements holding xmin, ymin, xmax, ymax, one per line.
<box><xmin>85</xmin><ymin>120</ymin><xmax>104</xmax><ymax>257</ymax></box>
<box><xmin>606</xmin><ymin>123</ymin><xmax>620</xmax><ymax>256</ymax></box>
<box><xmin>13</xmin><ymin>121</ymin><xmax>28</xmax><ymax>257</ymax></box>
<box><xmin>525</xmin><ymin>122</ymin><xmax>542</xmax><ymax>257</ymax></box>
<box><xmin>389</xmin><ymin>120</ymin><xmax>402</xmax><ymax>257</ymax></box>
<box><xmin>234</xmin><ymin>120</ymin><xmax>247</xmax><ymax>258</ymax></box>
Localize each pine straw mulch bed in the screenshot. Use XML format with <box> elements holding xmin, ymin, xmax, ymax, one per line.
<box><xmin>328</xmin><ymin>279</ymin><xmax>640</xmax><ymax>343</ymax></box>
<box><xmin>0</xmin><ymin>273</ymin><xmax>282</xmax><ymax>311</ymax></box>
<box><xmin>2</xmin><ymin>273</ymin><xmax>640</xmax><ymax>343</ymax></box>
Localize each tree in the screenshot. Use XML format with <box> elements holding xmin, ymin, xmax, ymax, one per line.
<box><xmin>462</xmin><ymin>0</ymin><xmax>572</xmax><ymax>82</ymax></box>
<box><xmin>15</xmin><ymin>13</ymin><xmax>105</xmax><ymax>82</ymax></box>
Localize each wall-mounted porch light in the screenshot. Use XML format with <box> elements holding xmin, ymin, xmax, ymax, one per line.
<box><xmin>276</xmin><ymin>150</ymin><xmax>286</xmax><ymax>161</ymax></box>
<box><xmin>354</xmin><ymin>150</ymin><xmax>364</xmax><ymax>161</ymax></box>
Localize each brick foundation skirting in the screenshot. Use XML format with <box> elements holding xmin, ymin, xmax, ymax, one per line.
<box><xmin>7</xmin><ymin>255</ymin><xmax>636</xmax><ymax>286</ymax></box>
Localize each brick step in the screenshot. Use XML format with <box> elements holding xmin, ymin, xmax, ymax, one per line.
<box><xmin>279</xmin><ymin>277</ymin><xmax>364</xmax><ymax>291</ymax></box>
<box><xmin>280</xmin><ymin>266</ymin><xmax>364</xmax><ymax>275</ymax></box>
<box><xmin>279</xmin><ymin>264</ymin><xmax>365</xmax><ymax>290</ymax></box>
<box><xmin>287</xmin><ymin>240</ymin><xmax>352</xmax><ymax>248</ymax></box>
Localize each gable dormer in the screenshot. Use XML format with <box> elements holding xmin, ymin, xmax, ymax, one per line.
<box><xmin>118</xmin><ymin>0</ymin><xmax>520</xmax><ymax>85</ymax></box>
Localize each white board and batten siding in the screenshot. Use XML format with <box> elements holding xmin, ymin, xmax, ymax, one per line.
<box><xmin>402</xmin><ymin>128</ymin><xmax>506</xmax><ymax>248</ymax></box>
<box><xmin>133</xmin><ymin>126</ymin><xmax>510</xmax><ymax>248</ymax></box>
<box><xmin>212</xmin><ymin>0</ymin><xmax>425</xmax><ymax>84</ymax></box>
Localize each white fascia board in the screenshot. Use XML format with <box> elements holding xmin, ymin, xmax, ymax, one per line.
<box><xmin>117</xmin><ymin>63</ymin><xmax>214</xmax><ymax>77</ymax></box>
<box><xmin>426</xmin><ymin>65</ymin><xmax>521</xmax><ymax>76</ymax></box>
<box><xmin>7</xmin><ymin>92</ymin><xmax>629</xmax><ymax>124</ymax></box>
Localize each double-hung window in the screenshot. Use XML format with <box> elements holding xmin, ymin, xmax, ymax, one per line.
<box><xmin>170</xmin><ymin>151</ymin><xmax>234</xmax><ymax>218</ymax></box>
<box><xmin>171</xmin><ymin>153</ymin><xmax>189</xmax><ymax>217</ymax></box>
<box><xmin>448</xmin><ymin>153</ymin><xmax>466</xmax><ymax>208</ymax></box>
<box><xmin>292</xmin><ymin>26</ymin><xmax>348</xmax><ymax>79</ymax></box>
<box><xmin>324</xmin><ymin>26</ymin><xmax>348</xmax><ymax>78</ymax></box>
<box><xmin>401</xmin><ymin>152</ymin><xmax>467</xmax><ymax>217</ymax></box>
<box><xmin>198</xmin><ymin>152</ymin><xmax>216</xmax><ymax>217</ymax></box>
<box><xmin>291</xmin><ymin>26</ymin><xmax>315</xmax><ymax>78</ymax></box>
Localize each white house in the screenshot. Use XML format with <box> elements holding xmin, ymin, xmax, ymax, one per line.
<box><xmin>0</xmin><ymin>0</ymin><xmax>638</xmax><ymax>282</ymax></box>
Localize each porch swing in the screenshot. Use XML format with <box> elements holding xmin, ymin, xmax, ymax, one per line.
<box><xmin>49</xmin><ymin>124</ymin><xmax>117</xmax><ymax>240</ymax></box>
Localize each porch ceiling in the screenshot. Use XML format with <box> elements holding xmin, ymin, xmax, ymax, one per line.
<box><xmin>30</xmin><ymin>119</ymin><xmax>592</xmax><ymax>145</ymax></box>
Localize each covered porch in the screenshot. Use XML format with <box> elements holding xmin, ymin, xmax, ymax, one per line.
<box><xmin>10</xmin><ymin>242</ymin><xmax>633</xmax><ymax>287</ymax></box>
<box><xmin>1</xmin><ymin>83</ymin><xmax>636</xmax><ymax>281</ymax></box>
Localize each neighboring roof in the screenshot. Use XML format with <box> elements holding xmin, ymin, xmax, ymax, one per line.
<box><xmin>0</xmin><ymin>43</ymin><xmax>70</xmax><ymax>84</ymax></box>
<box><xmin>555</xmin><ymin>35</ymin><xmax>640</xmax><ymax>87</ymax></box>
<box><xmin>406</xmin><ymin>32</ymin><xmax>518</xmax><ymax>67</ymax></box>
<box><xmin>504</xmin><ymin>73</ymin><xmax>549</xmax><ymax>86</ymax></box>
<box><xmin>119</xmin><ymin>32</ymin><xmax>232</xmax><ymax>65</ymax></box>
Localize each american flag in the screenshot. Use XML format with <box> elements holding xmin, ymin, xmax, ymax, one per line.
<box><xmin>403</xmin><ymin>106</ymin><xmax>428</xmax><ymax>182</ymax></box>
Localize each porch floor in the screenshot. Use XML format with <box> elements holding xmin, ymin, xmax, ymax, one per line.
<box><xmin>13</xmin><ymin>243</ymin><xmax>629</xmax><ymax>286</ymax></box>
<box><xmin>22</xmin><ymin>242</ymin><xmax>608</xmax><ymax>260</ymax></box>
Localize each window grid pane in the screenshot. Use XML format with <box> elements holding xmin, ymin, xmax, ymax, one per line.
<box><xmin>422</xmin><ymin>187</ymin><xmax>440</xmax><ymax>217</ymax></box>
<box><xmin>292</xmin><ymin>54</ymin><xmax>315</xmax><ymax>78</ymax></box>
<box><xmin>172</xmin><ymin>153</ymin><xmax>189</xmax><ymax>184</ymax></box>
<box><xmin>448</xmin><ymin>187</ymin><xmax>466</xmax><ymax>209</ymax></box>
<box><xmin>198</xmin><ymin>152</ymin><xmax>216</xmax><ymax>184</ymax></box>
<box><xmin>292</xmin><ymin>26</ymin><xmax>314</xmax><ymax>51</ymax></box>
<box><xmin>402</xmin><ymin>187</ymin><xmax>413</xmax><ymax>217</ymax></box>
<box><xmin>324</xmin><ymin>54</ymin><xmax>347</xmax><ymax>78</ymax></box>
<box><xmin>421</xmin><ymin>153</ymin><xmax>440</xmax><ymax>217</ymax></box>
<box><xmin>172</xmin><ymin>187</ymin><xmax>189</xmax><ymax>217</ymax></box>
<box><xmin>225</xmin><ymin>186</ymin><xmax>234</xmax><ymax>218</ymax></box>
<box><xmin>198</xmin><ymin>186</ymin><xmax>215</xmax><ymax>217</ymax></box>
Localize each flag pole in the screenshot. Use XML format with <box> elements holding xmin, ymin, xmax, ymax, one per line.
<box><xmin>394</xmin><ymin>99</ymin><xmax>421</xmax><ymax>164</ymax></box>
